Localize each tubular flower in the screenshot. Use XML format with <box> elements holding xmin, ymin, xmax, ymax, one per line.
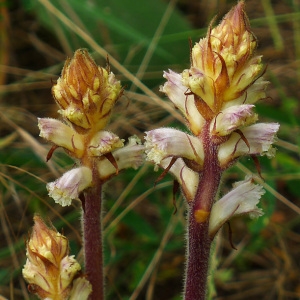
<box><xmin>69</xmin><ymin>277</ymin><xmax>93</xmax><ymax>300</ymax></box>
<box><xmin>146</xmin><ymin>1</ymin><xmax>279</xmax><ymax>227</ymax></box>
<box><xmin>47</xmin><ymin>167</ymin><xmax>93</xmax><ymax>207</ymax></box>
<box><xmin>39</xmin><ymin>49</ymin><xmax>144</xmax><ymax>206</ymax></box>
<box><xmin>160</xmin><ymin>157</ymin><xmax>199</xmax><ymax>202</ymax></box>
<box><xmin>22</xmin><ymin>216</ymin><xmax>84</xmax><ymax>300</ymax></box>
<box><xmin>96</xmin><ymin>136</ymin><xmax>144</xmax><ymax>181</ymax></box>
<box><xmin>38</xmin><ymin>118</ymin><xmax>85</xmax><ymax>158</ymax></box>
<box><xmin>145</xmin><ymin>128</ymin><xmax>204</xmax><ymax>166</ymax></box>
<box><xmin>209</xmin><ymin>176</ymin><xmax>265</xmax><ymax>238</ymax></box>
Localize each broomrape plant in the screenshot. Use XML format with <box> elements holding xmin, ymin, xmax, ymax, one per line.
<box><xmin>145</xmin><ymin>1</ymin><xmax>279</xmax><ymax>299</ymax></box>
<box><xmin>23</xmin><ymin>50</ymin><xmax>144</xmax><ymax>300</ymax></box>
<box><xmin>22</xmin><ymin>1</ymin><xmax>279</xmax><ymax>299</ymax></box>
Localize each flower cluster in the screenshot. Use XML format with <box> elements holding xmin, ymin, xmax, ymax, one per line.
<box><xmin>145</xmin><ymin>1</ymin><xmax>279</xmax><ymax>234</ymax></box>
<box><xmin>38</xmin><ymin>49</ymin><xmax>144</xmax><ymax>206</ymax></box>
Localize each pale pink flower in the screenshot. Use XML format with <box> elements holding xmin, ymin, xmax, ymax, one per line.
<box><xmin>209</xmin><ymin>177</ymin><xmax>265</xmax><ymax>238</ymax></box>
<box><xmin>47</xmin><ymin>167</ymin><xmax>92</xmax><ymax>206</ymax></box>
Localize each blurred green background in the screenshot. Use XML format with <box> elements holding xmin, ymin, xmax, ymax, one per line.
<box><xmin>0</xmin><ymin>0</ymin><xmax>299</xmax><ymax>299</ymax></box>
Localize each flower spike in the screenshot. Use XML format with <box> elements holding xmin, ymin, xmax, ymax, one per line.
<box><xmin>145</xmin><ymin>2</ymin><xmax>279</xmax><ymax>299</ymax></box>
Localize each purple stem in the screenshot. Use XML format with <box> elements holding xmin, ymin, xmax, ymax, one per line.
<box><xmin>83</xmin><ymin>173</ymin><xmax>104</xmax><ymax>300</ymax></box>
<box><xmin>184</xmin><ymin>124</ymin><xmax>222</xmax><ymax>300</ymax></box>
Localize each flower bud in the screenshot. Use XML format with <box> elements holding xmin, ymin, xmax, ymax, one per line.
<box><xmin>22</xmin><ymin>216</ymin><xmax>81</xmax><ymax>300</ymax></box>
<box><xmin>52</xmin><ymin>49</ymin><xmax>122</xmax><ymax>131</ymax></box>
<box><xmin>181</xmin><ymin>1</ymin><xmax>266</xmax><ymax>121</ymax></box>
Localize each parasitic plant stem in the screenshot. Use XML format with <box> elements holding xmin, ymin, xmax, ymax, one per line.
<box><xmin>185</xmin><ymin>216</ymin><xmax>210</xmax><ymax>300</ymax></box>
<box><xmin>83</xmin><ymin>171</ymin><xmax>104</xmax><ymax>300</ymax></box>
<box><xmin>185</xmin><ymin>124</ymin><xmax>222</xmax><ymax>300</ymax></box>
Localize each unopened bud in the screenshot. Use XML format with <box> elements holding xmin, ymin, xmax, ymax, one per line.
<box><xmin>52</xmin><ymin>49</ymin><xmax>122</xmax><ymax>131</ymax></box>
<box><xmin>22</xmin><ymin>216</ymin><xmax>81</xmax><ymax>300</ymax></box>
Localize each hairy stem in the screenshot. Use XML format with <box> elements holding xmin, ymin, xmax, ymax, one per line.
<box><xmin>184</xmin><ymin>124</ymin><xmax>222</xmax><ymax>300</ymax></box>
<box><xmin>83</xmin><ymin>171</ymin><xmax>104</xmax><ymax>300</ymax></box>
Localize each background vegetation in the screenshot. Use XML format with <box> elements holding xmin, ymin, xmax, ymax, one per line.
<box><xmin>0</xmin><ymin>0</ymin><xmax>299</xmax><ymax>299</ymax></box>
